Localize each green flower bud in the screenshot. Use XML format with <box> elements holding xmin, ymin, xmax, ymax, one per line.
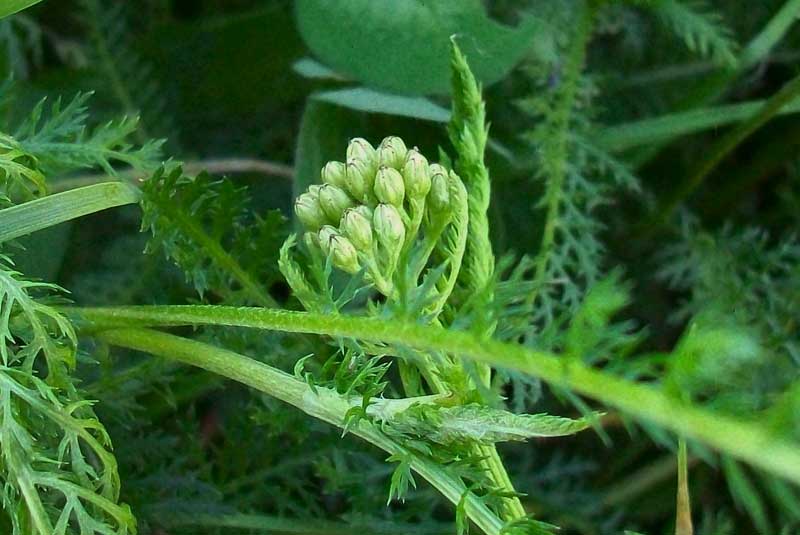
<box><xmin>340</xmin><ymin>208</ymin><xmax>373</xmax><ymax>251</ymax></box>
<box><xmin>294</xmin><ymin>192</ymin><xmax>326</xmax><ymax>230</ymax></box>
<box><xmin>346</xmin><ymin>137</ymin><xmax>377</xmax><ymax>168</ymax></box>
<box><xmin>428</xmin><ymin>166</ymin><xmax>450</xmax><ymax>214</ymax></box>
<box><xmin>345</xmin><ymin>158</ymin><xmax>371</xmax><ymax>201</ymax></box>
<box><xmin>374</xmin><ymin>166</ymin><xmax>405</xmax><ymax>206</ymax></box>
<box><xmin>377</xmin><ymin>136</ymin><xmax>408</xmax><ymax>169</ymax></box>
<box><xmin>318</xmin><ymin>225</ymin><xmax>340</xmax><ymax>256</ymax></box>
<box><xmin>353</xmin><ymin>205</ymin><xmax>374</xmax><ymax>220</ymax></box>
<box><xmin>321</xmin><ymin>161</ymin><xmax>347</xmax><ymax>188</ymax></box>
<box><xmin>318</xmin><ymin>184</ymin><xmax>354</xmax><ymax>222</ymax></box>
<box><xmin>329</xmin><ymin>235</ymin><xmax>360</xmax><ymax>274</ymax></box>
<box><xmin>402</xmin><ymin>148</ymin><xmax>430</xmax><ymax>200</ymax></box>
<box><xmin>373</xmin><ymin>203</ymin><xmax>405</xmax><ymax>249</ymax></box>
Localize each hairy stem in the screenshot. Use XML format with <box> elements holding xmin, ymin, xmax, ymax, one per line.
<box><xmin>71</xmin><ymin>304</ymin><xmax>800</xmax><ymax>486</ymax></box>
<box><xmin>97</xmin><ymin>327</ymin><xmax>505</xmax><ymax>535</ymax></box>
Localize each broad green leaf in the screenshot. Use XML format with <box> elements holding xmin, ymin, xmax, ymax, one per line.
<box><xmin>295</xmin><ymin>0</ymin><xmax>541</xmax><ymax>95</ymax></box>
<box><xmin>0</xmin><ymin>0</ymin><xmax>42</xmax><ymax>19</ymax></box>
<box><xmin>313</xmin><ymin>87</ymin><xmax>450</xmax><ymax>122</ymax></box>
<box><xmin>292</xmin><ymin>57</ymin><xmax>344</xmax><ymax>80</ymax></box>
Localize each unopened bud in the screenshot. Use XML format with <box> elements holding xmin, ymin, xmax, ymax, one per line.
<box><xmin>346</xmin><ymin>138</ymin><xmax>377</xmax><ymax>168</ymax></box>
<box><xmin>318</xmin><ymin>225</ymin><xmax>340</xmax><ymax>256</ymax></box>
<box><xmin>428</xmin><ymin>166</ymin><xmax>450</xmax><ymax>214</ymax></box>
<box><xmin>353</xmin><ymin>205</ymin><xmax>374</xmax><ymax>220</ymax></box>
<box><xmin>329</xmin><ymin>235</ymin><xmax>360</xmax><ymax>274</ymax></box>
<box><xmin>340</xmin><ymin>208</ymin><xmax>373</xmax><ymax>251</ymax></box>
<box><xmin>321</xmin><ymin>161</ymin><xmax>347</xmax><ymax>189</ymax></box>
<box><xmin>373</xmin><ymin>203</ymin><xmax>406</xmax><ymax>249</ymax></box>
<box><xmin>318</xmin><ymin>184</ymin><xmax>354</xmax><ymax>222</ymax></box>
<box><xmin>345</xmin><ymin>158</ymin><xmax>371</xmax><ymax>201</ymax></box>
<box><xmin>402</xmin><ymin>149</ymin><xmax>430</xmax><ymax>200</ymax></box>
<box><xmin>374</xmin><ymin>166</ymin><xmax>405</xmax><ymax>207</ymax></box>
<box><xmin>378</xmin><ymin>136</ymin><xmax>408</xmax><ymax>169</ymax></box>
<box><xmin>294</xmin><ymin>192</ymin><xmax>326</xmax><ymax>230</ymax></box>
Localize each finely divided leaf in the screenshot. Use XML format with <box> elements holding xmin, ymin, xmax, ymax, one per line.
<box><xmin>0</xmin><ymin>257</ymin><xmax>134</xmax><ymax>534</ymax></box>
<box><xmin>392</xmin><ymin>403</ymin><xmax>594</xmax><ymax>445</ymax></box>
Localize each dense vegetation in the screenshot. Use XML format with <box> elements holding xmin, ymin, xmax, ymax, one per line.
<box><xmin>1</xmin><ymin>1</ymin><xmax>799</xmax><ymax>533</ymax></box>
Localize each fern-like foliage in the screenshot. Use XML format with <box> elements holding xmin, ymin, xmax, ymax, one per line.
<box><xmin>633</xmin><ymin>0</ymin><xmax>739</xmax><ymax>67</ymax></box>
<box><xmin>140</xmin><ymin>165</ymin><xmax>284</xmax><ymax>307</ymax></box>
<box><xmin>0</xmin><ymin>14</ymin><xmax>42</xmax><ymax>79</ymax></box>
<box><xmin>0</xmin><ymin>255</ymin><xmax>134</xmax><ymax>534</ymax></box>
<box><xmin>14</xmin><ymin>93</ymin><xmax>163</xmax><ymax>176</ymax></box>
<box><xmin>519</xmin><ymin>5</ymin><xmax>640</xmax><ymax>348</ymax></box>
<box><xmin>658</xmin><ymin>219</ymin><xmax>800</xmax><ymax>531</ymax></box>
<box><xmin>1</xmin><ymin>89</ymin><xmax>162</xmax><ymax>203</ymax></box>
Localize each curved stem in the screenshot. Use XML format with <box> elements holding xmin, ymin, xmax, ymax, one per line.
<box><xmin>70</xmin><ymin>304</ymin><xmax>800</xmax><ymax>486</ymax></box>
<box><xmin>97</xmin><ymin>327</ymin><xmax>505</xmax><ymax>535</ymax></box>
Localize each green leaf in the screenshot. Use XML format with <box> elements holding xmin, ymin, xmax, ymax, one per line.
<box><xmin>0</xmin><ymin>182</ymin><xmax>141</xmax><ymax>244</ymax></box>
<box><xmin>391</xmin><ymin>403</ymin><xmax>593</xmax><ymax>445</ymax></box>
<box><xmin>140</xmin><ymin>166</ymin><xmax>281</xmax><ymax>307</ymax></box>
<box><xmin>0</xmin><ymin>259</ymin><xmax>134</xmax><ymax>534</ymax></box>
<box><xmin>295</xmin><ymin>0</ymin><xmax>540</xmax><ymax>95</ymax></box>
<box><xmin>314</xmin><ymin>88</ymin><xmax>450</xmax><ymax>122</ymax></box>
<box><xmin>640</xmin><ymin>0</ymin><xmax>738</xmax><ymax>67</ymax></box>
<box><xmin>0</xmin><ymin>0</ymin><xmax>42</xmax><ymax>20</ymax></box>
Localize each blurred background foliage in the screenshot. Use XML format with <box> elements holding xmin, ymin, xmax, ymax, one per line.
<box><xmin>2</xmin><ymin>0</ymin><xmax>799</xmax><ymax>533</ymax></box>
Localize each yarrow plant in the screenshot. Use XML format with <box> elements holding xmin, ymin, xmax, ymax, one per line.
<box><xmin>1</xmin><ymin>1</ymin><xmax>800</xmax><ymax>534</ymax></box>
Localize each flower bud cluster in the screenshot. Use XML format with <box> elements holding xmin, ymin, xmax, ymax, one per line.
<box><xmin>293</xmin><ymin>136</ymin><xmax>454</xmax><ymax>279</ymax></box>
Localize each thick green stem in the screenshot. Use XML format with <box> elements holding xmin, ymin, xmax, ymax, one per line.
<box><xmin>71</xmin><ymin>304</ymin><xmax>800</xmax><ymax>486</ymax></box>
<box><xmin>97</xmin><ymin>327</ymin><xmax>504</xmax><ymax>535</ymax></box>
<box><xmin>160</xmin><ymin>512</ymin><xmax>451</xmax><ymax>534</ymax></box>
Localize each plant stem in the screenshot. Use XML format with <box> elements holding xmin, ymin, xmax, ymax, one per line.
<box><xmin>97</xmin><ymin>327</ymin><xmax>505</xmax><ymax>535</ymax></box>
<box><xmin>51</xmin><ymin>157</ymin><xmax>294</xmax><ymax>193</ymax></box>
<box><xmin>630</xmin><ymin>0</ymin><xmax>800</xmax><ymax>167</ymax></box>
<box><xmin>159</xmin><ymin>512</ymin><xmax>452</xmax><ymax>534</ymax></box>
<box><xmin>72</xmin><ymin>304</ymin><xmax>800</xmax><ymax>486</ymax></box>
<box><xmin>647</xmin><ymin>71</ymin><xmax>800</xmax><ymax>228</ymax></box>
<box><xmin>594</xmin><ymin>96</ymin><xmax>800</xmax><ymax>152</ymax></box>
<box><xmin>675</xmin><ymin>439</ymin><xmax>693</xmax><ymax>535</ymax></box>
